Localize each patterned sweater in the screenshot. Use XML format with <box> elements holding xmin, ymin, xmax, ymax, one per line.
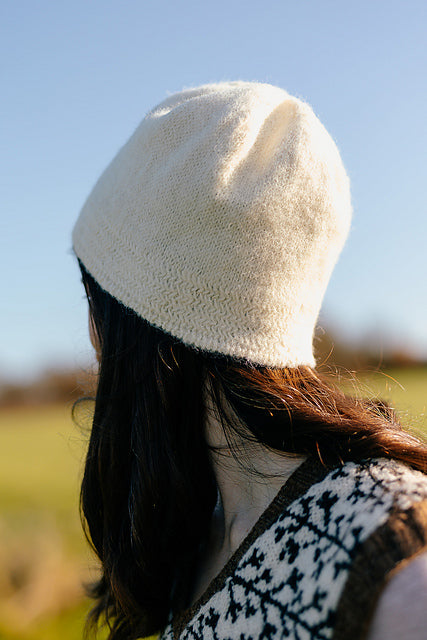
<box><xmin>160</xmin><ymin>457</ymin><xmax>427</xmax><ymax>640</ymax></box>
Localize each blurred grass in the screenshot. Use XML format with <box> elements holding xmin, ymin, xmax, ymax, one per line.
<box><xmin>0</xmin><ymin>403</ymin><xmax>88</xmax><ymax>552</ymax></box>
<box><xmin>0</xmin><ymin>367</ymin><xmax>425</xmax><ymax>638</ymax></box>
<box><xmin>0</xmin><ymin>601</ymin><xmax>98</xmax><ymax>640</ymax></box>
<box><xmin>0</xmin><ymin>403</ymin><xmax>100</xmax><ymax>639</ymax></box>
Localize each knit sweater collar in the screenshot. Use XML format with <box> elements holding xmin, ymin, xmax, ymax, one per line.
<box><xmin>172</xmin><ymin>454</ymin><xmax>330</xmax><ymax>637</ymax></box>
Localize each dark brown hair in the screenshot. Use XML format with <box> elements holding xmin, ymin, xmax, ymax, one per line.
<box><xmin>77</xmin><ymin>263</ymin><xmax>427</xmax><ymax>639</ymax></box>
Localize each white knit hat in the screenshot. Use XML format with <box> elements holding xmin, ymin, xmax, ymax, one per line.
<box><xmin>73</xmin><ymin>81</ymin><xmax>352</xmax><ymax>368</ymax></box>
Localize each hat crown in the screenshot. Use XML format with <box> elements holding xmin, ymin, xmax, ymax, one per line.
<box><xmin>73</xmin><ymin>81</ymin><xmax>352</xmax><ymax>367</ymax></box>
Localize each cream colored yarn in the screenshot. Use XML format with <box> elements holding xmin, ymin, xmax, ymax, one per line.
<box><xmin>73</xmin><ymin>81</ymin><xmax>352</xmax><ymax>368</ymax></box>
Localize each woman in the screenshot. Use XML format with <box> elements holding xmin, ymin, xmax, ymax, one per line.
<box><xmin>73</xmin><ymin>81</ymin><xmax>427</xmax><ymax>640</ymax></box>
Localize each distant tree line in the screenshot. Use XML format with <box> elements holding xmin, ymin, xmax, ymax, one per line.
<box><xmin>313</xmin><ymin>328</ymin><xmax>425</xmax><ymax>371</ymax></box>
<box><xmin>0</xmin><ymin>367</ymin><xmax>97</xmax><ymax>408</ymax></box>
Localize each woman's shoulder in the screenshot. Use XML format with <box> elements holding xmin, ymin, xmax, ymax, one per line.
<box><xmin>166</xmin><ymin>458</ymin><xmax>427</xmax><ymax>640</ymax></box>
<box><xmin>317</xmin><ymin>458</ymin><xmax>427</xmax><ymax>640</ymax></box>
<box><xmin>248</xmin><ymin>457</ymin><xmax>427</xmax><ymax>640</ymax></box>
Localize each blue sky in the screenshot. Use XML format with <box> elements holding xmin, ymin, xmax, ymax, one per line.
<box><xmin>1</xmin><ymin>0</ymin><xmax>426</xmax><ymax>380</ymax></box>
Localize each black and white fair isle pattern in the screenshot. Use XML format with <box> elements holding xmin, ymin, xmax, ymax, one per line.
<box><xmin>160</xmin><ymin>459</ymin><xmax>427</xmax><ymax>640</ymax></box>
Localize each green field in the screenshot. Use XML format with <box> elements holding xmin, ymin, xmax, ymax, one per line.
<box><xmin>0</xmin><ymin>403</ymin><xmax>99</xmax><ymax>640</ymax></box>
<box><xmin>338</xmin><ymin>366</ymin><xmax>427</xmax><ymax>435</ymax></box>
<box><xmin>0</xmin><ymin>367</ymin><xmax>425</xmax><ymax>639</ymax></box>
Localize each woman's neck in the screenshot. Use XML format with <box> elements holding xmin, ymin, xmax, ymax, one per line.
<box><xmin>204</xmin><ymin>392</ymin><xmax>306</xmax><ymax>557</ymax></box>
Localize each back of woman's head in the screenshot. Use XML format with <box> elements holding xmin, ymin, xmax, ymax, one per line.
<box><xmin>73</xmin><ymin>82</ymin><xmax>426</xmax><ymax>638</ymax></box>
<box><xmin>79</xmin><ymin>263</ymin><xmax>426</xmax><ymax>640</ymax></box>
